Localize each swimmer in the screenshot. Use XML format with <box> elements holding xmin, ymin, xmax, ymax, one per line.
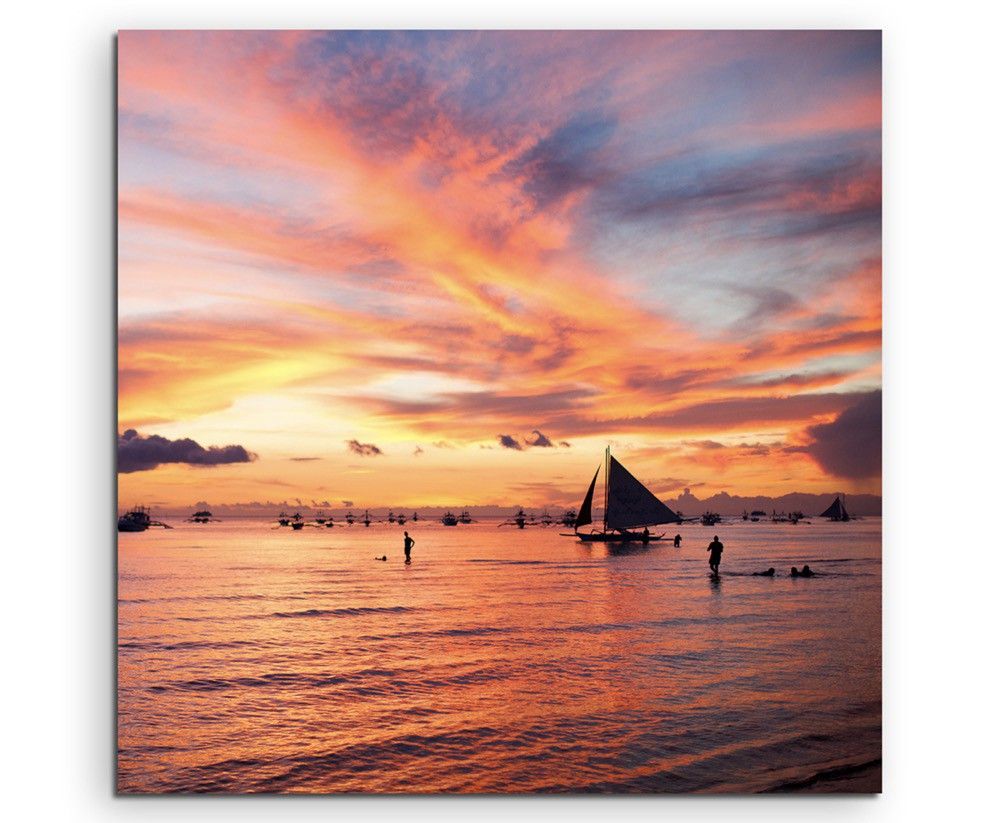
<box><xmin>752</xmin><ymin>567</ymin><xmax>776</xmax><ymax>576</ymax></box>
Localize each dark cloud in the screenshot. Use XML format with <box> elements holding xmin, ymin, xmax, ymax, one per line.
<box><xmin>346</xmin><ymin>439</ymin><xmax>383</xmax><ymax>456</ymax></box>
<box><xmin>736</xmin><ymin>442</ymin><xmax>772</xmax><ymax>457</ymax></box>
<box><xmin>623</xmin><ymin>368</ymin><xmax>719</xmax><ymax>395</ymax></box>
<box><xmin>527</xmin><ymin>429</ymin><xmax>554</xmax><ymax>447</ymax></box>
<box><xmin>794</xmin><ymin>390</ymin><xmax>881</xmax><ymax>478</ymax></box>
<box><xmin>118</xmin><ymin>429</ymin><xmax>256</xmax><ymax>474</ymax></box>
<box><xmin>351</xmin><ymin>386</ymin><xmax>597</xmax><ymax>424</ymax></box>
<box><xmin>606</xmin><ymin>152</ymin><xmax>880</xmax><ymax>244</ymax></box>
<box><xmin>506</xmin><ymin>112</ymin><xmax>617</xmax><ymax>207</ymax></box>
<box><xmin>549</xmin><ymin>391</ymin><xmax>867</xmax><ymax>436</ymax></box>
<box><xmin>498</xmin><ymin>434</ymin><xmax>523</xmax><ymax>450</ymax></box>
<box><xmin>735</xmin><ymin>370</ymin><xmax>853</xmax><ymax>389</ymax></box>
<box><xmin>739</xmin><ymin>287</ymin><xmax>800</xmax><ymax>325</ymax></box>
<box><xmin>499</xmin><ymin>334</ymin><xmax>536</xmax><ymax>354</ymax></box>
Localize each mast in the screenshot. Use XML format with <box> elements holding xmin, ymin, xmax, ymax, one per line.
<box><xmin>603</xmin><ymin>445</ymin><xmax>609</xmax><ymax>533</ymax></box>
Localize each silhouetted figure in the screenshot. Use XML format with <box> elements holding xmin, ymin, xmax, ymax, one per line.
<box><xmin>642</xmin><ymin>526</ymin><xmax>650</xmax><ymax>545</ymax></box>
<box><xmin>403</xmin><ymin>531</ymin><xmax>414</xmax><ymax>563</ymax></box>
<box><xmin>707</xmin><ymin>535</ymin><xmax>723</xmax><ymax>576</ymax></box>
<box><xmin>673</xmin><ymin>534</ymin><xmax>682</xmax><ymax>548</ymax></box>
<box><xmin>753</xmin><ymin>567</ymin><xmax>776</xmax><ymax>576</ymax></box>
<box><xmin>800</xmin><ymin>564</ymin><xmax>815</xmax><ymax>577</ymax></box>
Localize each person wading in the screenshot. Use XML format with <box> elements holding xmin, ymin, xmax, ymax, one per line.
<box><xmin>707</xmin><ymin>535</ymin><xmax>724</xmax><ymax>576</ymax></box>
<box><xmin>403</xmin><ymin>531</ymin><xmax>414</xmax><ymax>564</ymax></box>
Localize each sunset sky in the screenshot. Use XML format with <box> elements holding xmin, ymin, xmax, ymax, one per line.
<box><xmin>117</xmin><ymin>30</ymin><xmax>881</xmax><ymax>510</ymax></box>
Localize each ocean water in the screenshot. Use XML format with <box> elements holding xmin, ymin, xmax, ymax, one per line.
<box><xmin>117</xmin><ymin>517</ymin><xmax>881</xmax><ymax>793</ymax></box>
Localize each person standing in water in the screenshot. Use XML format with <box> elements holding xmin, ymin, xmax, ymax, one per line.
<box><xmin>673</xmin><ymin>534</ymin><xmax>682</xmax><ymax>548</ymax></box>
<box><xmin>403</xmin><ymin>531</ymin><xmax>414</xmax><ymax>563</ymax></box>
<box><xmin>707</xmin><ymin>535</ymin><xmax>724</xmax><ymax>576</ymax></box>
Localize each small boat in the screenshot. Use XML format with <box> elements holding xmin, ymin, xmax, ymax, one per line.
<box><xmin>291</xmin><ymin>521</ymin><xmax>305</xmax><ymax>530</ymax></box>
<box><xmin>560</xmin><ymin>509</ymin><xmax>578</xmax><ymax>527</ymax></box>
<box><xmin>497</xmin><ymin>508</ymin><xmax>528</xmax><ymax>528</ymax></box>
<box><xmin>701</xmin><ymin>511</ymin><xmax>722</xmax><ymax>526</ymax></box>
<box><xmin>118</xmin><ymin>505</ymin><xmax>171</xmax><ymax>532</ymax></box>
<box><xmin>186</xmin><ymin>509</ymin><xmax>217</xmax><ymax>523</ymax></box>
<box><xmin>412</xmin><ymin>512</ymin><xmax>420</xmax><ymax>522</ymax></box>
<box><xmin>397</xmin><ymin>514</ymin><xmax>406</xmax><ymax>525</ymax></box>
<box><xmin>538</xmin><ymin>510</ymin><xmax>554</xmax><ymax>526</ymax></box>
<box><xmin>819</xmin><ymin>495</ymin><xmax>851</xmax><ymax>522</ymax></box>
<box><xmin>441</xmin><ymin>511</ymin><xmax>459</xmax><ymax>526</ymax></box>
<box><xmin>363</xmin><ymin>510</ymin><xmax>372</xmax><ymax>527</ymax></box>
<box><xmin>458</xmin><ymin>510</ymin><xmax>473</xmax><ymax>524</ymax></box>
<box><xmin>567</xmin><ymin>447</ymin><xmax>680</xmax><ymax>542</ymax></box>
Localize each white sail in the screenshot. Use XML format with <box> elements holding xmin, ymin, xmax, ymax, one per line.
<box><xmin>606</xmin><ymin>456</ymin><xmax>680</xmax><ymax>529</ymax></box>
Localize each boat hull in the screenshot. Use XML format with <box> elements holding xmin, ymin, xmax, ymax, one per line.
<box><xmin>574</xmin><ymin>532</ymin><xmax>664</xmax><ymax>543</ymax></box>
<box><xmin>117</xmin><ymin>521</ymin><xmax>148</xmax><ymax>532</ymax></box>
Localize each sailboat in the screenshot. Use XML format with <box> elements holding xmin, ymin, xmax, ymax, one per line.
<box><xmin>569</xmin><ymin>447</ymin><xmax>681</xmax><ymax>542</ymax></box>
<box><xmin>819</xmin><ymin>495</ymin><xmax>851</xmax><ymax>521</ymax></box>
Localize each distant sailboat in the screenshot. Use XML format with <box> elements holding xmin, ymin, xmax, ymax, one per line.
<box><xmin>570</xmin><ymin>447</ymin><xmax>681</xmax><ymax>542</ymax></box>
<box><xmin>819</xmin><ymin>495</ymin><xmax>851</xmax><ymax>521</ymax></box>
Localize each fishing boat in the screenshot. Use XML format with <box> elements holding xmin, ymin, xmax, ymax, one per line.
<box><xmin>118</xmin><ymin>506</ymin><xmax>171</xmax><ymax>532</ymax></box>
<box><xmin>187</xmin><ymin>509</ymin><xmax>216</xmax><ymax>523</ymax></box>
<box><xmin>701</xmin><ymin>511</ymin><xmax>722</xmax><ymax>526</ymax></box>
<box><xmin>441</xmin><ymin>511</ymin><xmax>459</xmax><ymax>526</ymax></box>
<box><xmin>568</xmin><ymin>447</ymin><xmax>681</xmax><ymax>542</ymax></box>
<box><xmin>458</xmin><ymin>510</ymin><xmax>473</xmax><ymax>524</ymax></box>
<box><xmin>819</xmin><ymin>495</ymin><xmax>851</xmax><ymax>521</ymax></box>
<box><xmin>560</xmin><ymin>509</ymin><xmax>578</xmax><ymax>527</ymax></box>
<box><xmin>497</xmin><ymin>508</ymin><xmax>529</xmax><ymax>528</ymax></box>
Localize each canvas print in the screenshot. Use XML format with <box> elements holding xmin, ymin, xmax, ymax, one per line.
<box><xmin>117</xmin><ymin>30</ymin><xmax>882</xmax><ymax>793</ymax></box>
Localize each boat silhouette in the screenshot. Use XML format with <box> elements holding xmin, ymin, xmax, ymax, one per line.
<box><xmin>566</xmin><ymin>447</ymin><xmax>681</xmax><ymax>542</ymax></box>
<box><xmin>118</xmin><ymin>505</ymin><xmax>172</xmax><ymax>532</ymax></box>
